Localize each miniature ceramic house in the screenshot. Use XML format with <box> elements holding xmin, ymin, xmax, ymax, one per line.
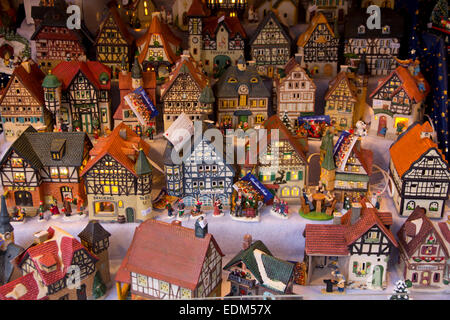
<box><xmin>223</xmin><ymin>235</ymin><xmax>295</xmax><ymax>297</ymax></box>
<box><xmin>136</xmin><ymin>12</ymin><xmax>181</xmax><ymax>79</ymax></box>
<box><xmin>80</xmin><ymin>123</ymin><xmax>153</xmax><ymax>223</ymax></box>
<box><xmin>0</xmin><ymin>60</ymin><xmax>52</xmax><ymax>141</ymax></box>
<box><xmin>254</xmin><ymin>0</ymin><xmax>301</xmax><ymax>27</ymax></box>
<box><xmin>397</xmin><ymin>207</ymin><xmax>450</xmax><ymax>290</ymax></box>
<box><xmin>344</xmin><ymin>8</ymin><xmax>404</xmax><ymax>76</ymax></box>
<box><xmin>115</xmin><ymin>219</ymin><xmax>224</xmax><ymax>300</ymax></box>
<box><xmin>297</xmin><ymin>12</ymin><xmax>338</xmax><ymax>77</ymax></box>
<box><xmin>368</xmin><ymin>65</ymin><xmax>430</xmax><ymax>139</ymax></box>
<box><xmin>0</xmin><ymin>225</ymin><xmax>110</xmax><ymax>300</ymax></box>
<box><xmin>187</xmin><ymin>1</ymin><xmax>247</xmax><ymax>76</ymax></box>
<box><xmin>249</xmin><ymin>10</ymin><xmax>292</xmax><ymax>78</ymax></box>
<box><xmin>161</xmin><ymin>53</ymin><xmax>214</xmax><ymax>131</ymax></box>
<box><xmin>0</xmin><ymin>29</ymin><xmax>31</xmax><ymax>87</ymax></box>
<box><xmin>163</xmin><ymin>125</ymin><xmax>236</xmax><ymax>208</ymax></box>
<box><xmin>324</xmin><ymin>71</ymin><xmax>358</xmax><ymax>132</ymax></box>
<box><xmin>276</xmin><ymin>56</ymin><xmax>316</xmax><ymax>125</ymax></box>
<box><xmin>0</xmin><ymin>126</ymin><xmax>92</xmax><ymax>212</ymax></box>
<box><xmin>305</xmin><ymin>0</ymin><xmax>348</xmax><ymax>23</ymax></box>
<box><xmin>30</xmin><ymin>11</ymin><xmax>93</xmax><ymax>74</ymax></box>
<box><xmin>333</xmin><ymin>132</ymin><xmax>373</xmax><ymax>201</ymax></box>
<box><xmin>119</xmin><ymin>0</ymin><xmax>156</xmax><ymax>29</ymax></box>
<box><xmin>389</xmin><ymin>122</ymin><xmax>450</xmax><ymax>219</ymax></box>
<box><xmin>114</xmin><ymin>57</ymin><xmax>157</xmax><ymax>135</ymax></box>
<box><xmin>46</xmin><ymin>60</ymin><xmax>112</xmax><ymax>134</ymax></box>
<box><xmin>206</xmin><ymin>0</ymin><xmax>247</xmax><ymax>18</ymax></box>
<box><xmin>95</xmin><ymin>1</ymin><xmax>135</xmax><ymax>80</ymax></box>
<box><xmin>0</xmin><ymin>195</ymin><xmax>24</xmax><ymax>286</ymax></box>
<box><xmin>303</xmin><ymin>200</ymin><xmax>398</xmax><ymax>290</ymax></box>
<box><xmin>215</xmin><ymin>56</ymin><xmax>271</xmax><ymax>129</ymax></box>
<box><xmin>253</xmin><ymin>115</ymin><xmax>308</xmax><ymax>201</ymax></box>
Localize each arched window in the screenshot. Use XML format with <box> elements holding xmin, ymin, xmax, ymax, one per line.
<box><xmin>429</xmin><ymin>202</ymin><xmax>439</xmax><ymax>212</ymax></box>
<box><xmin>406</xmin><ymin>201</ymin><xmax>415</xmax><ymax>211</ymax></box>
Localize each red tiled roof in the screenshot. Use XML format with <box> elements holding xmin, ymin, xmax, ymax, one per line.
<box><xmin>369</xmin><ymin>66</ymin><xmax>430</xmax><ymax>103</ymax></box>
<box><xmin>0</xmin><ymin>273</ymin><xmax>48</xmax><ymax>300</ymax></box>
<box><xmin>0</xmin><ymin>61</ymin><xmax>45</xmax><ymax>107</ymax></box>
<box><xmin>438</xmin><ymin>222</ymin><xmax>450</xmax><ymax>244</ymax></box>
<box><xmin>187</xmin><ymin>0</ymin><xmax>209</xmax><ymax>16</ymax></box>
<box><xmin>18</xmin><ymin>227</ymin><xmax>98</xmax><ymax>287</ymax></box>
<box><xmin>80</xmin><ymin>123</ymin><xmax>151</xmax><ymax>177</ymax></box>
<box><xmin>390</xmin><ymin>122</ymin><xmax>447</xmax><ymax>177</ymax></box>
<box><xmin>397</xmin><ymin>207</ymin><xmax>449</xmax><ymax>258</ymax></box>
<box><xmin>52</xmin><ymin>61</ymin><xmax>111</xmax><ymax>90</ymax></box>
<box><xmin>304</xmin><ymin>224</ymin><xmax>349</xmax><ymax>256</ymax></box>
<box><xmin>353</xmin><ymin>145</ymin><xmax>373</xmax><ymax>176</ymax></box>
<box><xmin>203</xmin><ymin>15</ymin><xmax>247</xmax><ymax>39</ymax></box>
<box><xmin>115</xmin><ymin>219</ymin><xmax>224</xmax><ymax>291</ymax></box>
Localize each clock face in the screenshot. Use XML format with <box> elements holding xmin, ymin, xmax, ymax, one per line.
<box><xmin>238</xmin><ymin>85</ymin><xmax>249</xmax><ymax>94</ymax></box>
<box><xmin>192</xmin><ymin>37</ymin><xmax>199</xmax><ymax>44</ymax></box>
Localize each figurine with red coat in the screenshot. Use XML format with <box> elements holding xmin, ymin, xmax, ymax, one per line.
<box><xmin>50</xmin><ymin>200</ymin><xmax>60</xmax><ymax>219</ymax></box>
<box><xmin>213</xmin><ymin>199</ymin><xmax>224</xmax><ymax>217</ymax></box>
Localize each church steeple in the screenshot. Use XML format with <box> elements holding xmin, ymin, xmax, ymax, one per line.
<box><xmin>131</xmin><ymin>57</ymin><xmax>143</xmax><ymax>89</ymax></box>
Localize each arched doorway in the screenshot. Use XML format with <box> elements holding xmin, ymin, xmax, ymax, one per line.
<box><xmin>372</xmin><ymin>265</ymin><xmax>384</xmax><ymax>288</ymax></box>
<box><xmin>14</xmin><ymin>191</ymin><xmax>33</xmax><ymax>207</ymax></box>
<box><xmin>214</xmin><ymin>55</ymin><xmax>231</xmax><ymax>76</ymax></box>
<box><xmin>126</xmin><ymin>207</ymin><xmax>134</xmax><ymax>222</ymax></box>
<box><xmin>377</xmin><ymin>115</ymin><xmax>387</xmax><ymax>137</ymax></box>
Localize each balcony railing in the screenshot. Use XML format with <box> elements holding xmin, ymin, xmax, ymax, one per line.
<box><xmin>227</xmin><ymin>274</ymin><xmax>256</xmax><ymax>288</ymax></box>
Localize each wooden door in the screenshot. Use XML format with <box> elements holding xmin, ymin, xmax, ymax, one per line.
<box><xmin>372</xmin><ymin>265</ymin><xmax>384</xmax><ymax>287</ymax></box>
<box><xmin>420</xmin><ymin>271</ymin><xmax>430</xmax><ymax>286</ymax></box>
<box><xmin>77</xmin><ymin>284</ymin><xmax>87</xmax><ymax>300</ymax></box>
<box><xmin>81</xmin><ymin>113</ymin><xmax>92</xmax><ymax>133</ymax></box>
<box><xmin>126</xmin><ymin>207</ymin><xmax>135</xmax><ymax>222</ymax></box>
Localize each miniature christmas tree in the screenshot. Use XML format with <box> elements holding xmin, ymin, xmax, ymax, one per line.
<box><xmin>430</xmin><ymin>0</ymin><xmax>448</xmax><ymax>27</ymax></box>
<box><xmin>92</xmin><ymin>271</ymin><xmax>107</xmax><ymax>299</ymax></box>
<box><xmin>281</xmin><ymin>111</ymin><xmax>293</xmax><ymax>132</ymax></box>
<box><xmin>389</xmin><ymin>280</ymin><xmax>410</xmax><ymax>300</ymax></box>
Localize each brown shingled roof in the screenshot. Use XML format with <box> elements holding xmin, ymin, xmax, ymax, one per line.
<box><xmin>115</xmin><ymin>219</ymin><xmax>224</xmax><ymax>291</ymax></box>
<box><xmin>297</xmin><ymin>12</ymin><xmax>335</xmax><ymax>47</ymax></box>
<box><xmin>304</xmin><ymin>224</ymin><xmax>349</xmax><ymax>256</ymax></box>
<box><xmin>202</xmin><ymin>15</ymin><xmax>247</xmax><ymax>39</ymax></box>
<box><xmin>187</xmin><ymin>0</ymin><xmax>209</xmax><ymax>16</ymax></box>
<box><xmin>95</xmin><ymin>1</ymin><xmax>134</xmax><ymax>46</ymax></box>
<box><xmin>324</xmin><ymin>71</ymin><xmax>357</xmax><ymax>102</ymax></box>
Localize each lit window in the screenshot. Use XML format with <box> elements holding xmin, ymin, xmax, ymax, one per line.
<box><xmin>159</xmin><ymin>281</ymin><xmax>169</xmax><ymax>294</ymax></box>
<box><xmin>382</xmin><ymin>25</ymin><xmax>390</xmax><ymax>34</ymax></box>
<box><xmin>112</xmin><ymin>186</ymin><xmax>119</xmax><ymax>193</ymax></box>
<box><xmin>11</xmin><ymin>159</ymin><xmax>23</xmax><ymax>167</ymax></box>
<box><xmin>118</xmin><ymin>200</ymin><xmax>123</xmax><ymax>208</ymax></box>
<box><xmin>50</xmin><ymin>168</ymin><xmax>59</xmax><ymax>179</ymax></box>
<box><xmin>104</xmin><ymin>186</ymin><xmax>110</xmax><ymax>193</ymax></box>
<box><xmin>250</xmin><ymin>77</ymin><xmax>258</xmax><ymax>83</ymax></box>
<box><xmin>228</xmin><ymin>77</ymin><xmax>237</xmax><ymax>83</ymax></box>
<box><xmin>181</xmin><ymin>288</ymin><xmax>191</xmax><ymax>299</ymax></box>
<box><xmin>13</xmin><ymin>173</ymin><xmax>25</xmax><ymax>182</ymax></box>
<box><xmin>59</xmin><ymin>168</ymin><xmax>68</xmax><ymax>178</ymax></box>
<box><xmin>137</xmin><ymin>274</ymin><xmax>147</xmax><ymax>287</ymax></box>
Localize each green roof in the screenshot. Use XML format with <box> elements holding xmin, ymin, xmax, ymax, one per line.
<box><xmin>42</xmin><ymin>73</ymin><xmax>61</xmax><ymax>88</ymax></box>
<box><xmin>373</xmin><ymin>108</ymin><xmax>394</xmax><ymax>117</ymax></box>
<box><xmin>335</xmin><ymin>173</ymin><xmax>369</xmax><ymax>182</ymax></box>
<box><xmin>135</xmin><ymin>149</ymin><xmax>152</xmax><ymax>176</ymax></box>
<box><xmin>199</xmin><ymin>85</ymin><xmax>215</xmax><ymax>104</ymax></box>
<box><xmin>99</xmin><ymin>72</ymin><xmax>109</xmax><ymax>83</ymax></box>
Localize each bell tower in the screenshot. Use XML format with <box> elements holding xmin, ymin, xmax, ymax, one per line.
<box><xmin>131</xmin><ymin>57</ymin><xmax>143</xmax><ymax>89</ymax></box>
<box><xmin>187</xmin><ymin>0</ymin><xmax>207</xmax><ymax>62</ymax></box>
<box><xmin>353</xmin><ymin>52</ymin><xmax>369</xmax><ymax>126</ymax></box>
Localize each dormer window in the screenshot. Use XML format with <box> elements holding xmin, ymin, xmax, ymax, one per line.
<box><xmin>382</xmin><ymin>25</ymin><xmax>390</xmax><ymax>34</ymax></box>
<box><xmin>358</xmin><ymin>25</ymin><xmax>365</xmax><ymax>34</ymax></box>
<box><xmin>228</xmin><ymin>77</ymin><xmax>237</xmax><ymax>83</ymax></box>
<box><xmin>250</xmin><ymin>77</ymin><xmax>258</xmax><ymax>83</ymax></box>
<box><xmin>51</xmin><ymin>139</ymin><xmax>66</xmax><ymax>161</ymax></box>
<box><xmin>39</xmin><ymin>254</ymin><xmax>57</xmax><ymax>273</ymax></box>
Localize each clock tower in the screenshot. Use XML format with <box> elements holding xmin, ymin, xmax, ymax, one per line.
<box><xmin>187</xmin><ymin>0</ymin><xmax>207</xmax><ymax>62</ymax></box>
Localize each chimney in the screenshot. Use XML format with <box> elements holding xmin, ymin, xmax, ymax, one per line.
<box><xmin>294</xmin><ymin>53</ymin><xmax>305</xmax><ymax>67</ymax></box>
<box><xmin>34</xmin><ymin>230</ymin><xmax>50</xmax><ymax>244</ymax></box>
<box><xmin>194</xmin><ymin>216</ymin><xmax>208</xmax><ymax>238</ymax></box>
<box><xmin>350</xmin><ymin>203</ymin><xmax>362</xmax><ymax>225</ymax></box>
<box><xmin>119</xmin><ymin>128</ymin><xmax>127</xmax><ymax>140</ymax></box>
<box><xmin>242</xmin><ymin>234</ymin><xmax>252</xmax><ymax>250</ymax></box>
<box><xmin>333</xmin><ymin>211</ymin><xmax>342</xmax><ymax>225</ymax></box>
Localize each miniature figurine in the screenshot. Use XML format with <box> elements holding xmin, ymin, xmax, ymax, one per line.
<box><xmin>63</xmin><ymin>197</ymin><xmax>72</xmax><ymax>215</ymax></box>
<box><xmin>176</xmin><ymin>199</ymin><xmax>187</xmax><ymax>221</ymax></box>
<box><xmin>115</xmin><ymin>219</ymin><xmax>223</xmax><ymax>300</ymax></box>
<box><xmin>389</xmin><ymin>122</ymin><xmax>449</xmax><ymax>218</ymax></box>
<box><xmin>50</xmin><ymin>201</ymin><xmax>60</xmax><ymax>218</ymax></box>
<box><xmin>213</xmin><ymin>199</ymin><xmax>223</xmax><ymax>217</ymax></box>
<box><xmin>191</xmin><ymin>199</ymin><xmax>203</xmax><ymax>217</ymax></box>
<box><xmin>38</xmin><ymin>201</ymin><xmax>45</xmax><ymax>222</ymax></box>
<box><xmin>165</xmin><ymin>200</ymin><xmax>174</xmax><ymax>218</ymax></box>
<box><xmin>11</xmin><ymin>206</ymin><xmax>24</xmax><ymax>223</ymax></box>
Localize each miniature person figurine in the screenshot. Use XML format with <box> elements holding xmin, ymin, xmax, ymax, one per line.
<box><xmin>165</xmin><ymin>200</ymin><xmax>174</xmax><ymax>217</ymax></box>
<box><xmin>213</xmin><ymin>199</ymin><xmax>223</xmax><ymax>216</ymax></box>
<box><xmin>177</xmin><ymin>198</ymin><xmax>185</xmax><ymax>218</ymax></box>
<box><xmin>63</xmin><ymin>197</ymin><xmax>72</xmax><ymax>215</ymax></box>
<box><xmin>193</xmin><ymin>199</ymin><xmax>202</xmax><ymax>215</ymax></box>
<box><xmin>282</xmin><ymin>201</ymin><xmax>289</xmax><ymax>216</ymax></box>
<box><xmin>75</xmin><ymin>194</ymin><xmax>84</xmax><ymax>214</ymax></box>
<box><xmin>235</xmin><ymin>190</ymin><xmax>244</xmax><ymax>217</ymax></box>
<box><xmin>38</xmin><ymin>201</ymin><xmax>45</xmax><ymax>221</ymax></box>
<box><xmin>272</xmin><ymin>197</ymin><xmax>279</xmax><ymax>212</ymax></box>
<box><xmin>302</xmin><ymin>188</ymin><xmax>315</xmax><ymax>211</ymax></box>
<box><xmin>50</xmin><ymin>200</ymin><xmax>60</xmax><ymax>216</ymax></box>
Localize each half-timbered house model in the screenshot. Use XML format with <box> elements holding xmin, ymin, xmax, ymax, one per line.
<box><xmin>333</xmin><ymin>132</ymin><xmax>373</xmax><ymax>201</ymax></box>
<box><xmin>276</xmin><ymin>56</ymin><xmax>316</xmax><ymax>126</ymax></box>
<box><xmin>80</xmin><ymin>123</ymin><xmax>153</xmax><ymax>223</ymax></box>
<box><xmin>305</xmin><ymin>0</ymin><xmax>348</xmax><ymax>23</ymax></box>
<box><xmin>114</xmin><ymin>57</ymin><xmax>157</xmax><ymax>135</ymax></box>
<box><xmin>187</xmin><ymin>0</ymin><xmax>247</xmax><ymax>76</ymax></box>
<box><xmin>161</xmin><ymin>53</ymin><xmax>214</xmax><ymax>131</ymax></box>
<box><xmin>30</xmin><ymin>0</ymin><xmax>70</xmax><ymax>27</ymax></box>
<box><xmin>397</xmin><ymin>207</ymin><xmax>450</xmax><ymax>290</ymax></box>
<box><xmin>252</xmin><ymin>115</ymin><xmax>308</xmax><ymax>201</ymax></box>
<box><xmin>0</xmin><ymin>195</ymin><xmax>24</xmax><ymax>286</ymax></box>
<box><xmin>344</xmin><ymin>8</ymin><xmax>404</xmax><ymax>76</ymax></box>
<box><xmin>297</xmin><ymin>12</ymin><xmax>338</xmax><ymax>77</ymax></box>
<box><xmin>389</xmin><ymin>122</ymin><xmax>450</xmax><ymax>219</ymax></box>
<box><xmin>206</xmin><ymin>0</ymin><xmax>247</xmax><ymax>18</ymax></box>
<box><xmin>163</xmin><ymin>125</ymin><xmax>236</xmax><ymax>208</ymax></box>
<box><xmin>46</xmin><ymin>60</ymin><xmax>112</xmax><ymax>134</ymax></box>
<box><xmin>0</xmin><ymin>60</ymin><xmax>52</xmax><ymax>142</ymax></box>
<box><xmin>136</xmin><ymin>12</ymin><xmax>181</xmax><ymax>79</ymax></box>
<box><xmin>115</xmin><ymin>219</ymin><xmax>224</xmax><ymax>300</ymax></box>
<box><xmin>324</xmin><ymin>71</ymin><xmax>358</xmax><ymax>132</ymax></box>
<box><xmin>95</xmin><ymin>1</ymin><xmax>135</xmax><ymax>80</ymax></box>
<box><xmin>0</xmin><ymin>225</ymin><xmax>110</xmax><ymax>300</ymax></box>
<box><xmin>119</xmin><ymin>0</ymin><xmax>156</xmax><ymax>29</ymax></box>
<box><xmin>249</xmin><ymin>10</ymin><xmax>292</xmax><ymax>78</ymax></box>
<box><xmin>0</xmin><ymin>126</ymin><xmax>93</xmax><ymax>213</ymax></box>
<box><xmin>254</xmin><ymin>0</ymin><xmax>301</xmax><ymax>27</ymax></box>
<box><xmin>30</xmin><ymin>15</ymin><xmax>93</xmax><ymax>74</ymax></box>
<box><xmin>303</xmin><ymin>200</ymin><xmax>398</xmax><ymax>290</ymax></box>
<box><xmin>368</xmin><ymin>65</ymin><xmax>430</xmax><ymax>139</ymax></box>
<box><xmin>215</xmin><ymin>56</ymin><xmax>271</xmax><ymax>129</ymax></box>
<box><xmin>223</xmin><ymin>235</ymin><xmax>295</xmax><ymax>297</ymax></box>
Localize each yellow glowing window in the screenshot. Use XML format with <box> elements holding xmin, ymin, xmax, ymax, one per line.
<box><xmin>118</xmin><ymin>200</ymin><xmax>123</xmax><ymax>208</ymax></box>
<box><xmin>292</xmin><ymin>188</ymin><xmax>300</xmax><ymax>197</ymax></box>
<box><xmin>338</xmin><ymin>181</ymin><xmax>345</xmax><ymax>186</ymax></box>
<box><xmin>143</xmin><ymin>1</ymin><xmax>148</xmax><ymax>7</ymax></box>
<box><xmin>144</xmin><ymin>8</ymin><xmax>148</xmax><ymax>15</ymax></box>
<box><xmin>137</xmin><ymin>274</ymin><xmax>147</xmax><ymax>287</ymax></box>
<box><xmin>292</xmin><ymin>173</ymin><xmax>298</xmax><ymax>180</ymax></box>
<box><xmin>259</xmin><ymin>100</ymin><xmax>266</xmax><ymax>107</ymax></box>
<box><xmin>159</xmin><ymin>281</ymin><xmax>169</xmax><ymax>293</ymax></box>
<box><xmin>358</xmin><ymin>182</ymin><xmax>365</xmax><ymax>188</ymax></box>
<box><xmin>228</xmin><ymin>77</ymin><xmax>237</xmax><ymax>83</ymax></box>
<box><xmin>263</xmin><ymin>175</ymin><xmax>270</xmax><ymax>181</ymax></box>
<box><xmin>50</xmin><ymin>168</ymin><xmax>59</xmax><ymax>178</ymax></box>
<box><xmin>13</xmin><ymin>173</ymin><xmax>25</xmax><ymax>182</ymax></box>
<box><xmin>282</xmin><ymin>187</ymin><xmax>290</xmax><ymax>197</ymax></box>
<box><xmin>181</xmin><ymin>288</ymin><xmax>191</xmax><ymax>299</ymax></box>
<box><xmin>112</xmin><ymin>186</ymin><xmax>119</xmax><ymax>193</ymax></box>
<box><xmin>251</xmin><ymin>100</ymin><xmax>257</xmax><ymax>107</ymax></box>
<box><xmin>250</xmin><ymin>77</ymin><xmax>258</xmax><ymax>83</ymax></box>
<box><xmin>284</xmin><ymin>153</ymin><xmax>292</xmax><ymax>160</ymax></box>
<box><xmin>239</xmin><ymin>95</ymin><xmax>247</xmax><ymax>106</ymax></box>
<box><xmin>59</xmin><ymin>168</ymin><xmax>68</xmax><ymax>178</ymax></box>
<box><xmin>11</xmin><ymin>159</ymin><xmax>23</xmax><ymax>167</ymax></box>
<box><xmin>255</xmin><ymin>115</ymin><xmax>265</xmax><ymax>123</ymax></box>
<box><xmin>394</xmin><ymin>117</ymin><xmax>409</xmax><ymax>128</ymax></box>
<box><xmin>104</xmin><ymin>186</ymin><xmax>110</xmax><ymax>193</ymax></box>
